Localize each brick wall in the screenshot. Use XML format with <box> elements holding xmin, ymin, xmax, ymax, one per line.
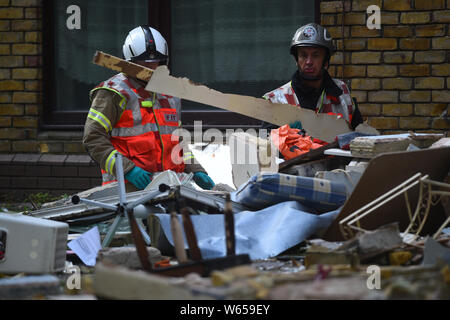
<box><xmin>0</xmin><ymin>0</ymin><xmax>42</xmax><ymax>153</ymax></box>
<box><xmin>0</xmin><ymin>0</ymin><xmax>99</xmax><ymax>199</ymax></box>
<box><xmin>0</xmin><ymin>0</ymin><xmax>449</xmax><ymax>199</ymax></box>
<box><xmin>0</xmin><ymin>153</ymin><xmax>101</xmax><ymax>201</ymax></box>
<box><xmin>322</xmin><ymin>0</ymin><xmax>449</xmax><ymax>135</ymax></box>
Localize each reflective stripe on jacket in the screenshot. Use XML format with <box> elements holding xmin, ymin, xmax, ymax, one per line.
<box><xmin>90</xmin><ymin>73</ymin><xmax>185</xmax><ymax>184</ymax></box>
<box><xmin>263</xmin><ymin>79</ymin><xmax>355</xmax><ymax>122</ymax></box>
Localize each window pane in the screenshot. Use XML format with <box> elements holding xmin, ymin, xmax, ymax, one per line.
<box><xmin>171</xmin><ymin>0</ymin><xmax>315</xmax><ymax>111</ymax></box>
<box><xmin>53</xmin><ymin>0</ymin><xmax>148</xmax><ymax>112</ymax></box>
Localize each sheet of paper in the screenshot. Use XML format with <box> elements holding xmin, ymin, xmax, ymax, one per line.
<box><xmin>68</xmin><ymin>226</ymin><xmax>102</xmax><ymax>266</ymax></box>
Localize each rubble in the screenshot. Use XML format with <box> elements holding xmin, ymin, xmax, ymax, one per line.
<box><xmin>93</xmin><ymin>262</ymin><xmax>220</xmax><ymax>300</ymax></box>
<box><xmin>0</xmin><ymin>275</ymin><xmax>62</xmax><ymax>299</ymax></box>
<box><xmin>96</xmin><ymin>246</ymin><xmax>163</xmax><ymax>269</ymax></box>
<box><xmin>422</xmin><ymin>237</ymin><xmax>450</xmax><ymax>266</ymax></box>
<box><xmin>1</xmin><ymin>127</ymin><xmax>449</xmax><ymax>301</ymax></box>
<box><xmin>349</xmin><ymin>133</ymin><xmax>443</xmax><ymax>158</ymax></box>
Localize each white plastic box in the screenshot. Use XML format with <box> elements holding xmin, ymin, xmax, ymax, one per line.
<box><xmin>0</xmin><ymin>212</ymin><xmax>68</xmax><ymax>274</ymax></box>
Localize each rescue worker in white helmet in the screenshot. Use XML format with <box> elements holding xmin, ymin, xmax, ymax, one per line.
<box><xmin>262</xmin><ymin>23</ymin><xmax>362</xmax><ymax>135</ymax></box>
<box><xmin>83</xmin><ymin>25</ymin><xmax>215</xmax><ymax>191</ymax></box>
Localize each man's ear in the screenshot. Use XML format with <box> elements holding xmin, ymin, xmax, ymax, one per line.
<box><xmin>323</xmin><ymin>56</ymin><xmax>330</xmax><ymax>70</ymax></box>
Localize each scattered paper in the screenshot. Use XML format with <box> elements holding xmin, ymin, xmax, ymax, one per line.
<box><xmin>68</xmin><ymin>226</ymin><xmax>102</xmax><ymax>266</ymax></box>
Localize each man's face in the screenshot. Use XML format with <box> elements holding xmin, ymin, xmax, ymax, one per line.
<box><xmin>136</xmin><ymin>61</ymin><xmax>160</xmax><ymax>70</ymax></box>
<box><xmin>296</xmin><ymin>46</ymin><xmax>327</xmax><ymax>78</ymax></box>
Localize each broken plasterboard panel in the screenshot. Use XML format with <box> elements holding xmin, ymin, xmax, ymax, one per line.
<box><xmin>146</xmin><ymin>66</ymin><xmax>352</xmax><ymax>142</ymax></box>
<box><xmin>228</xmin><ymin>132</ymin><xmax>278</xmax><ymax>189</ymax></box>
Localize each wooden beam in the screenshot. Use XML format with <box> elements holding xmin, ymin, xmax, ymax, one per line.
<box><xmin>93</xmin><ymin>51</ymin><xmax>154</xmax><ymax>82</ymax></box>
<box><xmin>92</xmin><ymin>51</ymin><xmax>352</xmax><ymax>142</ymax></box>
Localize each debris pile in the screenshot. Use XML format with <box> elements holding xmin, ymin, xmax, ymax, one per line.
<box><xmin>0</xmin><ymin>134</ymin><xmax>449</xmax><ymax>300</ymax></box>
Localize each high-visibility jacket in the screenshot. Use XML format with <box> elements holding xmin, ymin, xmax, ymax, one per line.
<box><xmin>89</xmin><ymin>73</ymin><xmax>185</xmax><ymax>184</ymax></box>
<box><xmin>263</xmin><ymin>78</ymin><xmax>355</xmax><ymax>122</ymax></box>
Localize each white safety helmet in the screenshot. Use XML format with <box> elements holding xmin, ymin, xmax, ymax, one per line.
<box><xmin>122</xmin><ymin>26</ymin><xmax>169</xmax><ymax>65</ymax></box>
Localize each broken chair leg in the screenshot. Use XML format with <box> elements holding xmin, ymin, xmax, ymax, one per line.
<box><xmin>181</xmin><ymin>206</ymin><xmax>203</xmax><ymax>262</ymax></box>
<box><xmin>170</xmin><ymin>199</ymin><xmax>188</xmax><ymax>263</ymax></box>
<box><xmin>126</xmin><ymin>207</ymin><xmax>153</xmax><ymax>271</ymax></box>
<box><xmin>224</xmin><ymin>194</ymin><xmax>236</xmax><ymax>256</ymax></box>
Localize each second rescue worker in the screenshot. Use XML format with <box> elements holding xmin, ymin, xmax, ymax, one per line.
<box><xmin>262</xmin><ymin>23</ymin><xmax>363</xmax><ymax>132</ymax></box>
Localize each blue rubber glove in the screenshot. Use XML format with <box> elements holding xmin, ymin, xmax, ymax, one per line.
<box><xmin>125</xmin><ymin>166</ymin><xmax>152</xmax><ymax>190</ymax></box>
<box><xmin>193</xmin><ymin>172</ymin><xmax>215</xmax><ymax>190</ymax></box>
<box><xmin>289</xmin><ymin>121</ymin><xmax>303</xmax><ymax>130</ymax></box>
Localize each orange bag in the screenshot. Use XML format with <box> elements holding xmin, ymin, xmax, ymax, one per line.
<box><xmin>270</xmin><ymin>124</ymin><xmax>324</xmax><ymax>160</ymax></box>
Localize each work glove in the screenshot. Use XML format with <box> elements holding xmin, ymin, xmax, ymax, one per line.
<box><xmin>193</xmin><ymin>172</ymin><xmax>215</xmax><ymax>190</ymax></box>
<box><xmin>125</xmin><ymin>166</ymin><xmax>152</xmax><ymax>190</ymax></box>
<box><xmin>289</xmin><ymin>121</ymin><xmax>303</xmax><ymax>130</ymax></box>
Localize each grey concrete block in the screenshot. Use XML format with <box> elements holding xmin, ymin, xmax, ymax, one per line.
<box><xmin>13</xmin><ymin>153</ymin><xmax>41</xmax><ymax>164</ymax></box>
<box><xmin>0</xmin><ymin>154</ymin><xmax>14</xmax><ymax>164</ymax></box>
<box><xmin>38</xmin><ymin>154</ymin><xmax>67</xmax><ymax>166</ymax></box>
<box><xmin>93</xmin><ymin>262</ymin><xmax>217</xmax><ymax>300</ymax></box>
<box><xmin>0</xmin><ymin>275</ymin><xmax>62</xmax><ymax>299</ymax></box>
<box><xmin>97</xmin><ymin>246</ymin><xmax>162</xmax><ymax>269</ymax></box>
<box><xmin>65</xmin><ymin>155</ymin><xmax>94</xmax><ymax>166</ymax></box>
<box><xmin>357</xmin><ymin>223</ymin><xmax>403</xmax><ymax>255</ymax></box>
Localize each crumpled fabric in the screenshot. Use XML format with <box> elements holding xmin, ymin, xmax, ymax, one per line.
<box><xmin>270</xmin><ymin>124</ymin><xmax>323</xmax><ymax>160</ymax></box>
<box><xmin>154</xmin><ymin>201</ymin><xmax>340</xmax><ymax>260</ymax></box>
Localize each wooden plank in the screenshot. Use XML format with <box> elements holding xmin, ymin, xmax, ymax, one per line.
<box><xmin>93</xmin><ymin>51</ymin><xmax>352</xmax><ymax>142</ymax></box>
<box><xmin>93</xmin><ymin>51</ymin><xmax>154</xmax><ymax>82</ymax></box>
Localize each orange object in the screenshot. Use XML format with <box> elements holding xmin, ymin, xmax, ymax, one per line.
<box><xmin>154</xmin><ymin>259</ymin><xmax>171</xmax><ymax>268</ymax></box>
<box><xmin>271</xmin><ymin>124</ymin><xmax>324</xmax><ymax>160</ymax></box>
